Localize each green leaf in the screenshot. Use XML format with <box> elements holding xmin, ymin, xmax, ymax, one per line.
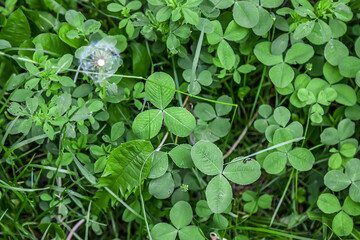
<box><xmin>148</xmin><ymin>151</ymin><xmax>168</xmax><ymax>179</ymax></box>
<box><xmin>343</xmin><ymin>196</ymin><xmax>360</xmax><ymax>216</ymax></box>
<box><xmin>217</xmin><ymin>39</ymin><xmax>235</xmax><ymax>70</ymax></box>
<box><xmin>261</xmin><ymin>0</ymin><xmax>283</xmax><ymax>8</ymax></box>
<box><xmin>169</xmin><ymin>144</ymin><xmax>194</xmax><ymax>168</ymax></box>
<box><xmin>285</xmin><ymin>43</ymin><xmax>314</xmax><ymax>64</ymax></box>
<box><xmin>156</xmin><ymin>6</ymin><xmax>172</xmax><ymax>22</ymax></box>
<box><xmin>183</xmin><ymin>8</ymin><xmax>199</xmax><ymax>25</ymax></box>
<box><xmin>8</xmin><ymin>102</ymin><xmax>28</xmax><ymax>117</ymax></box>
<box><xmin>324</xmin><ymin>40</ymin><xmax>349</xmax><ymax>66</ymax></box>
<box><xmin>122</xmin><ymin>201</ymin><xmax>141</xmax><ymax>222</ymax></box>
<box><xmin>224</xmin><ymin>20</ymin><xmax>248</xmax><ymax>41</ymax></box>
<box><xmin>44</xmin><ymin>0</ymin><xmax>67</xmax><ymax>14</ymax></box>
<box><xmin>340</xmin><ymin>143</ymin><xmax>356</xmax><ymax>158</ymax></box>
<box><xmin>338</xmin><ymin>56</ymin><xmax>360</xmax><ymax>78</ymax></box>
<box><xmin>149</xmin><ymin>172</ymin><xmax>175</xmax><ymax>199</ymax></box>
<box><xmin>170</xmin><ymin>201</ymin><xmax>193</xmax><ymax>229</ymax></box>
<box><xmin>111</xmin><ymin>121</ymin><xmax>125</xmax><ymax>141</ymax></box>
<box><xmin>107</xmin><ymin>3</ymin><xmax>123</xmax><ymax>12</ymax></box>
<box><xmin>332</xmin><ymin>211</ymin><xmax>353</xmax><ymax>237</ymax></box>
<box><xmin>132</xmin><ymin>109</ymin><xmax>163</xmax><ymax>139</ymax></box>
<box><xmin>194</xmin><ymin>103</ymin><xmax>216</xmax><ymax>121</ymax></box>
<box><xmin>244</xmin><ymin>201</ymin><xmax>258</xmax><ymax>213</ymax></box>
<box><xmin>338</xmin><ymin>119</ymin><xmax>355</xmax><ymax>141</ymax></box>
<box><xmin>223</xmin><ymin>160</ymin><xmax>261</xmax><ymax>185</ymax></box>
<box><xmin>43</xmin><ymin>122</ymin><xmax>54</xmax><ymax>140</ymax></box>
<box><xmin>210</xmin><ymin>117</ymin><xmax>230</xmax><ymax>138</ymax></box>
<box><xmin>33</xmin><ymin>33</ymin><xmax>71</xmax><ymax>55</ymax></box>
<box><xmin>59</xmin><ymin>23</ymin><xmax>87</xmax><ymax>48</ymax></box>
<box><xmin>206</xmin><ymin>175</ymin><xmax>232</xmax><ymax>213</ymax></box>
<box><xmin>271</xmin><ymin>33</ymin><xmax>289</xmax><ymax>55</ymax></box>
<box><xmin>210</xmin><ymin>0</ymin><xmax>234</xmax><ymax>9</ymax></box>
<box><xmin>163</xmin><ymin>107</ymin><xmax>196</xmax><ymax>137</ymax></box>
<box><xmin>329</xmin><ymin>19</ymin><xmax>347</xmax><ymax>38</ymax></box>
<box><xmin>233</xmin><ymin>1</ymin><xmax>259</xmax><ymax>28</ymax></box>
<box><xmin>167</xmin><ymin>33</ymin><xmax>180</xmax><ymax>53</ymax></box>
<box><xmin>346</xmin><ymin>158</ymin><xmax>360</xmax><ymax>182</ymax></box>
<box><xmin>151</xmin><ymin>223</ymin><xmax>177</xmax><ymax>240</ymax></box>
<box><xmin>254</xmin><ymin>41</ymin><xmax>283</xmax><ymax>66</ymax></box>
<box><xmin>258</xmin><ymin>194</ymin><xmax>272</xmax><ymax>209</ymax></box>
<box><xmin>320</xmin><ymin>127</ymin><xmax>339</xmax><ymax>145</ymax></box>
<box><xmin>254</xmin><ymin>119</ymin><xmax>268</xmax><ymax>133</ymax></box>
<box><xmin>211</xmin><ymin>213</ymin><xmax>228</xmax><ymax>229</ymax></box>
<box><xmin>252</xmin><ymin>7</ymin><xmax>273</xmax><ymax>36</ymax></box>
<box><xmin>345</xmin><ymin>104</ymin><xmax>360</xmax><ymax>121</ymax></box>
<box><xmin>306</xmin><ymin>20</ymin><xmax>332</xmax><ymax>45</ymax></box>
<box><xmin>263</xmin><ymin>151</ymin><xmax>287</xmax><ymax>174</ymax></box>
<box><xmin>324</xmin><ymin>170</ymin><xmax>351</xmax><ymax>192</ymax></box>
<box><xmin>0</xmin><ymin>9</ymin><xmax>31</xmax><ymax>47</ymax></box>
<box><xmin>56</xmin><ymin>54</ymin><xmax>73</xmax><ymax>74</ymax></box>
<box><xmin>293</xmin><ymin>20</ymin><xmax>315</xmax><ymax>40</ymax></box>
<box><xmin>350</xmin><ymin>181</ymin><xmax>360</xmax><ymax>203</ymax></box>
<box><xmin>237</xmin><ymin>64</ymin><xmax>256</xmax><ymax>74</ymax></box>
<box><xmin>273</xmin><ymin>106</ymin><xmax>290</xmax><ymax>127</ymax></box>
<box><xmin>328</xmin><ymin>153</ymin><xmax>342</xmax><ymax>169</ymax></box>
<box><xmin>145</xmin><ymin>72</ymin><xmax>175</xmax><ymax>110</ymax></box>
<box><xmin>317</xmin><ymin>193</ymin><xmax>341</xmax><ymax>214</ymax></box>
<box><xmin>355</xmin><ymin>37</ymin><xmax>360</xmax><ymax>58</ymax></box>
<box><xmin>195</xmin><ymin>18</ymin><xmax>214</xmax><ymax>33</ymax></box>
<box><xmin>323</xmin><ymin>62</ymin><xmax>343</xmax><ymax>84</ymax></box>
<box><xmin>69</xmin><ymin>107</ymin><xmax>91</xmax><ymax>122</ymax></box>
<box><xmin>333</xmin><ymin>3</ymin><xmax>353</xmax><ymax>22</ymax></box>
<box><xmin>215</xmin><ymin>95</ymin><xmax>233</xmax><ymax>116</ymax></box>
<box><xmin>332</xmin><ymin>84</ymin><xmax>357</xmax><ymax>106</ymax></box>
<box><xmin>183</xmin><ymin>0</ymin><xmax>203</xmax><ymax>8</ymax></box>
<box><xmin>286</xmin><ymin>121</ymin><xmax>303</xmax><ymax>139</ymax></box>
<box><xmin>191</xmin><ymin>141</ymin><xmax>223</xmax><ymax>175</ymax></box>
<box><xmin>178</xmin><ymin>226</ymin><xmax>205</xmax><ymax>240</ymax></box>
<box><xmin>98</xmin><ymin>140</ymin><xmax>154</xmax><ymax>196</ymax></box>
<box><xmin>131</xmin><ymin>42</ymin><xmax>151</xmax><ymax>76</ymax></box>
<box><xmin>258</xmin><ymin>104</ymin><xmax>272</xmax><ymax>118</ymax></box>
<box><xmin>206</xmin><ymin>20</ymin><xmax>223</xmax><ymax>45</ymax></box>
<box><xmin>273</xmin><ymin>128</ymin><xmax>293</xmax><ymax>152</ymax></box>
<box><xmin>0</xmin><ymin>39</ymin><xmax>11</xmax><ymax>49</ymax></box>
<box><xmin>269</xmin><ymin>63</ymin><xmax>294</xmax><ymax>88</ymax></box>
<box><xmin>288</xmin><ymin>148</ymin><xmax>315</xmax><ymax>171</ymax></box>
<box><xmin>195</xmin><ymin>200</ymin><xmax>212</xmax><ymax>218</ymax></box>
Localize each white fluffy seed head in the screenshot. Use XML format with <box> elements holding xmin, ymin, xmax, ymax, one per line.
<box><xmin>97</xmin><ymin>58</ymin><xmax>105</xmax><ymax>67</ymax></box>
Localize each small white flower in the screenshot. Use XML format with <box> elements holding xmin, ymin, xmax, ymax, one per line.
<box><xmin>76</xmin><ymin>36</ymin><xmax>123</xmax><ymax>84</ymax></box>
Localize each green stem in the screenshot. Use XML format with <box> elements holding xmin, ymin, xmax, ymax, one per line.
<box><xmin>249</xmin><ymin>67</ymin><xmax>267</xmax><ymax>120</ymax></box>
<box><xmin>270</xmin><ymin>168</ymin><xmax>295</xmax><ymax>227</ymax></box>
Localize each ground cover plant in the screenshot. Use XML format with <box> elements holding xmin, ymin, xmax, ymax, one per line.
<box><xmin>0</xmin><ymin>0</ymin><xmax>360</xmax><ymax>239</ymax></box>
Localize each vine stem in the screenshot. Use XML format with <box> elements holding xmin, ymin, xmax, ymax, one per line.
<box><xmin>223</xmin><ymin>112</ymin><xmax>258</xmax><ymax>159</ymax></box>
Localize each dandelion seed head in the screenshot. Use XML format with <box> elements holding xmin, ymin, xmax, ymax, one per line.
<box><xmin>97</xmin><ymin>58</ymin><xmax>106</xmax><ymax>67</ymax></box>
<box><xmin>76</xmin><ymin>37</ymin><xmax>123</xmax><ymax>84</ymax></box>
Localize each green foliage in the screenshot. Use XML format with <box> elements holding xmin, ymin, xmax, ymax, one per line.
<box><xmin>1</xmin><ymin>0</ymin><xmax>360</xmax><ymax>239</ymax></box>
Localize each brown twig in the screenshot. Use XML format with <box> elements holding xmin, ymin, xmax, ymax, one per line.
<box><xmin>223</xmin><ymin>112</ymin><xmax>258</xmax><ymax>159</ymax></box>
<box><xmin>183</xmin><ymin>95</ymin><xmax>190</xmax><ymax>107</ymax></box>
<box><xmin>66</xmin><ymin>219</ymin><xmax>85</xmax><ymax>240</ymax></box>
